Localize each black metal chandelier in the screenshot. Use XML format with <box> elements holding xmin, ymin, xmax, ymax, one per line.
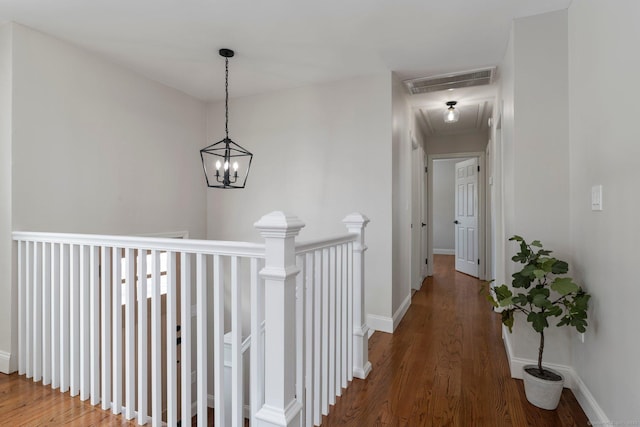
<box><xmin>200</xmin><ymin>49</ymin><xmax>253</xmax><ymax>189</ymax></box>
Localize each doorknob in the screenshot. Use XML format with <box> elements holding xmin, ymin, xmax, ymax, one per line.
<box><xmin>421</xmin><ymin>222</ymin><xmax>426</xmax><ymax>227</ymax></box>
<box><xmin>453</xmin><ymin>220</ymin><xmax>460</xmax><ymax>224</ymax></box>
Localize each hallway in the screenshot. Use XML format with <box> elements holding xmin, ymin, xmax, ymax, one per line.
<box><xmin>323</xmin><ymin>255</ymin><xmax>589</xmax><ymax>426</ymax></box>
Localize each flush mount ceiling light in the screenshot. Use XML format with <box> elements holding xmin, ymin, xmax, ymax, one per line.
<box><xmin>444</xmin><ymin>101</ymin><xmax>460</xmax><ymax>123</ymax></box>
<box><xmin>200</xmin><ymin>49</ymin><xmax>253</xmax><ymax>189</ymax></box>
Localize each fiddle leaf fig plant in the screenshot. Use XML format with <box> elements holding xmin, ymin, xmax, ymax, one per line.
<box><xmin>489</xmin><ymin>236</ymin><xmax>591</xmax><ymax>380</ymax></box>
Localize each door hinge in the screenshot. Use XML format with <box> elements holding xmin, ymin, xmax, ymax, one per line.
<box><xmin>478</xmin><ymin>259</ymin><xmax>480</xmax><ymax>265</ymax></box>
<box><xmin>425</xmin><ymin>258</ymin><xmax>428</xmax><ymax>265</ymax></box>
<box><xmin>425</xmin><ymin>166</ymin><xmax>428</xmax><ymax>173</ymax></box>
<box><xmin>176</xmin><ymin>337</ymin><xmax>181</xmax><ymax>346</ymax></box>
<box><xmin>477</xmin><ymin>165</ymin><xmax>480</xmax><ymax>172</ymax></box>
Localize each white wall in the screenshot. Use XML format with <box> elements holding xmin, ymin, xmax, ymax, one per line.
<box><xmin>0</xmin><ymin>23</ymin><xmax>13</xmax><ymax>373</ymax></box>
<box><xmin>432</xmin><ymin>159</ymin><xmax>458</xmax><ymax>253</ymax></box>
<box><xmin>11</xmin><ymin>24</ymin><xmax>207</xmax><ymax>237</ymax></box>
<box><xmin>1</xmin><ymin>23</ymin><xmax>208</xmax><ymax>372</ymax></box>
<box><xmin>568</xmin><ymin>1</ymin><xmax>640</xmax><ymax>421</ymax></box>
<box><xmin>205</xmin><ymin>73</ymin><xmax>395</xmax><ymax>324</ymax></box>
<box><xmin>498</xmin><ymin>10</ymin><xmax>572</xmax><ymax>372</ymax></box>
<box><xmin>391</xmin><ymin>72</ymin><xmax>412</xmax><ymax>325</ymax></box>
<box><xmin>425</xmin><ymin>131</ymin><xmax>487</xmax><ymax>156</ymax></box>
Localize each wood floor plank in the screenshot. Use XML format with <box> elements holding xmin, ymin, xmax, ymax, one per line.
<box><xmin>322</xmin><ymin>255</ymin><xmax>590</xmax><ymax>427</ymax></box>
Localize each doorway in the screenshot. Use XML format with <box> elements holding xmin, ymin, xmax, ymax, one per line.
<box><xmin>427</xmin><ymin>152</ymin><xmax>486</xmax><ymax>279</ymax></box>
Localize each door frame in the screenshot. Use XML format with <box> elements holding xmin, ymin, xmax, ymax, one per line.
<box><xmin>427</xmin><ymin>151</ymin><xmax>486</xmax><ymax>279</ymax></box>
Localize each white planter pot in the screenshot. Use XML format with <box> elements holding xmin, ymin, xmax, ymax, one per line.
<box><xmin>522</xmin><ymin>365</ymin><xmax>564</xmax><ymax>410</ymax></box>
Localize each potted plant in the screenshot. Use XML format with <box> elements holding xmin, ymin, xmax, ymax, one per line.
<box><xmin>489</xmin><ymin>236</ymin><xmax>591</xmax><ymax>410</ymax></box>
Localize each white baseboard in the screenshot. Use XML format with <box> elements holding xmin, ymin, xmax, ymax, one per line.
<box><xmin>434</xmin><ymin>248</ymin><xmax>455</xmax><ymax>255</ymax></box>
<box><xmin>569</xmin><ymin>370</ymin><xmax>610</xmax><ymax>426</ymax></box>
<box><xmin>392</xmin><ymin>294</ymin><xmax>411</xmax><ymax>331</ymax></box>
<box><xmin>0</xmin><ymin>351</ymin><xmax>12</xmax><ymax>374</ymax></box>
<box><xmin>501</xmin><ymin>331</ymin><xmax>609</xmax><ymax>425</ymax></box>
<box><xmin>366</xmin><ymin>314</ymin><xmax>393</xmax><ymax>334</ymax></box>
<box><xmin>367</xmin><ymin>293</ymin><xmax>412</xmax><ymax>334</ymax></box>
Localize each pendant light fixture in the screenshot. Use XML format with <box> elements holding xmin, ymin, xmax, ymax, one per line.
<box><xmin>200</xmin><ymin>49</ymin><xmax>253</xmax><ymax>189</ymax></box>
<box><xmin>444</xmin><ymin>101</ymin><xmax>460</xmax><ymax>123</ymax></box>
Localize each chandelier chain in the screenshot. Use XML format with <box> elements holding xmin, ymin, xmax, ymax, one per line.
<box><xmin>225</xmin><ymin>56</ymin><xmax>229</xmax><ymax>139</ymax></box>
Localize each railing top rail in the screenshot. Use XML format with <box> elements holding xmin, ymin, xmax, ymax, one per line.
<box><xmin>12</xmin><ymin>231</ymin><xmax>266</xmax><ymax>258</ymax></box>
<box><xmin>295</xmin><ymin>233</ymin><xmax>357</xmax><ymax>255</ymax></box>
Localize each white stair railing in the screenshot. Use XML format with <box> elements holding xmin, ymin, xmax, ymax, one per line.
<box><xmin>12</xmin><ymin>211</ymin><xmax>370</xmax><ymax>427</ymax></box>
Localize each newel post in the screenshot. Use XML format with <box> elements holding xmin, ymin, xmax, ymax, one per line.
<box><xmin>254</xmin><ymin>211</ymin><xmax>305</xmax><ymax>427</ymax></box>
<box><xmin>343</xmin><ymin>213</ymin><xmax>372</xmax><ymax>379</ymax></box>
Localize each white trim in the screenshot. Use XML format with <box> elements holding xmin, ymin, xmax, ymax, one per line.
<box><xmin>0</xmin><ymin>350</ymin><xmax>12</xmax><ymax>374</ymax></box>
<box><xmin>366</xmin><ymin>314</ymin><xmax>393</xmax><ymax>334</ymax></box>
<box><xmin>501</xmin><ymin>330</ymin><xmax>609</xmax><ymax>425</ymax></box>
<box><xmin>571</xmin><ymin>372</ymin><xmax>610</xmax><ymax>426</ymax></box>
<box><xmin>366</xmin><ymin>293</ymin><xmax>412</xmax><ymax>334</ymax></box>
<box><xmin>433</xmin><ymin>248</ymin><xmax>455</xmax><ymax>255</ymax></box>
<box><xmin>392</xmin><ymin>294</ymin><xmax>411</xmax><ymax>331</ymax></box>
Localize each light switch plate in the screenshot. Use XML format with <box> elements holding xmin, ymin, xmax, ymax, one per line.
<box><xmin>591</xmin><ymin>185</ymin><xmax>603</xmax><ymax>211</ymax></box>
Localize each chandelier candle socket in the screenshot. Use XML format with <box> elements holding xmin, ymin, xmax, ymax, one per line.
<box><xmin>200</xmin><ymin>48</ymin><xmax>253</xmax><ymax>189</ymax></box>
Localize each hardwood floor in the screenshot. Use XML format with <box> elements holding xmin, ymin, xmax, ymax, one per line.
<box><xmin>322</xmin><ymin>255</ymin><xmax>589</xmax><ymax>426</ymax></box>
<box><xmin>0</xmin><ymin>255</ymin><xmax>589</xmax><ymax>426</ymax></box>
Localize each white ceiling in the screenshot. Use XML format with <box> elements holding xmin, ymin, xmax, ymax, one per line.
<box><xmin>0</xmin><ymin>0</ymin><xmax>571</xmax><ymax>102</ymax></box>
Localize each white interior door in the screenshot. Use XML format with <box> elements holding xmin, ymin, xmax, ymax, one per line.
<box><xmin>454</xmin><ymin>158</ymin><xmax>479</xmax><ymax>277</ymax></box>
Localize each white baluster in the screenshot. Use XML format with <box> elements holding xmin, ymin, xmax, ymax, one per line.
<box><xmin>60</xmin><ymin>244</ymin><xmax>70</xmax><ymax>393</ymax></box>
<box><xmin>295</xmin><ymin>255</ymin><xmax>304</xmax><ymax>426</ymax></box>
<box><xmin>180</xmin><ymin>252</ymin><xmax>192</xmax><ymax>426</ymax></box>
<box><xmin>125</xmin><ymin>248</ymin><xmax>135</xmax><ymax>420</ymax></box>
<box><xmin>341</xmin><ymin>243</ymin><xmax>348</xmax><ymax>388</ymax></box>
<box><xmin>321</xmin><ymin>247</ymin><xmax>329</xmax><ymax>416</ymax></box>
<box><xmin>250</xmin><ymin>257</ymin><xmax>263</xmax><ymax>425</ymax></box>
<box><xmin>51</xmin><ymin>243</ymin><xmax>60</xmax><ymax>389</ymax></box>
<box><xmin>231</xmin><ymin>256</ymin><xmax>242</xmax><ymax>427</ymax></box>
<box><xmin>42</xmin><ymin>242</ymin><xmax>51</xmax><ymax>386</ymax></box>
<box><xmin>80</xmin><ymin>245</ymin><xmax>90</xmax><ymax>400</ymax></box>
<box><xmin>90</xmin><ymin>246</ymin><xmax>100</xmax><ymax>405</ymax></box>
<box><xmin>166</xmin><ymin>252</ymin><xmax>177</xmax><ymax>425</ymax></box>
<box><xmin>342</xmin><ymin>213</ymin><xmax>371</xmax><ymax>379</ymax></box>
<box><xmin>101</xmin><ymin>247</ymin><xmax>112</xmax><ymax>411</ymax></box>
<box><xmin>346</xmin><ymin>242</ymin><xmax>353</xmax><ymax>382</ymax></box>
<box><xmin>151</xmin><ymin>250</ymin><xmax>161</xmax><ymax>426</ymax></box>
<box><xmin>70</xmin><ymin>244</ymin><xmax>80</xmax><ymax>395</ymax></box>
<box><xmin>33</xmin><ymin>241</ymin><xmax>42</xmax><ymax>382</ymax></box>
<box><xmin>196</xmin><ymin>252</ymin><xmax>208</xmax><ymax>427</ymax></box>
<box><xmin>213</xmin><ymin>254</ymin><xmax>225</xmax><ymax>427</ymax></box>
<box><xmin>25</xmin><ymin>241</ymin><xmax>32</xmax><ymax>379</ymax></box>
<box><xmin>112</xmin><ymin>248</ymin><xmax>123</xmax><ymax>414</ymax></box>
<box><xmin>304</xmin><ymin>252</ymin><xmax>315</xmax><ymax>427</ymax></box>
<box><xmin>18</xmin><ymin>240</ymin><xmax>25</xmax><ymax>376</ymax></box>
<box><xmin>313</xmin><ymin>249</ymin><xmax>322</xmax><ymax>426</ymax></box>
<box><xmin>328</xmin><ymin>246</ymin><xmax>336</xmax><ymax>405</ymax></box>
<box><xmin>138</xmin><ymin>250</ymin><xmax>148</xmax><ymax>425</ymax></box>
<box><xmin>254</xmin><ymin>211</ymin><xmax>304</xmax><ymax>427</ymax></box>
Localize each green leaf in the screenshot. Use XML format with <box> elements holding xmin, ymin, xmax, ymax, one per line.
<box><xmin>527</xmin><ymin>312</ymin><xmax>549</xmax><ymax>333</ymax></box>
<box><xmin>502</xmin><ymin>309</ymin><xmax>515</xmax><ymax>333</ymax></box>
<box><xmin>510</xmin><ymin>235</ymin><xmax>524</xmax><ymax>242</ymax></box>
<box><xmin>512</xmin><ymin>294</ymin><xmax>528</xmax><ymax>306</ymax></box>
<box><xmin>551</xmin><ymin>260</ymin><xmax>569</xmax><ymax>274</ymax></box>
<box><xmin>493</xmin><ymin>285</ymin><xmax>512</xmax><ymax>302</ymax></box>
<box><xmin>512</xmin><ymin>272</ymin><xmax>533</xmax><ymax>289</ymax></box>
<box><xmin>547</xmin><ymin>305</ymin><xmax>563</xmax><ymax>317</ymax></box>
<box><xmin>532</xmin><ymin>293</ymin><xmax>550</xmax><ymax>308</ymax></box>
<box><xmin>550</xmin><ymin>277</ymin><xmax>579</xmax><ymax>295</ymax></box>
<box><xmin>533</xmin><ymin>269</ymin><xmax>546</xmax><ymax>279</ymax></box>
<box><xmin>531</xmin><ymin>240</ymin><xmax>542</xmax><ymax>247</ymax></box>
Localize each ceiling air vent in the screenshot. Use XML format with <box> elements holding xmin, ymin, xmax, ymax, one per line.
<box><xmin>404</xmin><ymin>67</ymin><xmax>495</xmax><ymax>95</ymax></box>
